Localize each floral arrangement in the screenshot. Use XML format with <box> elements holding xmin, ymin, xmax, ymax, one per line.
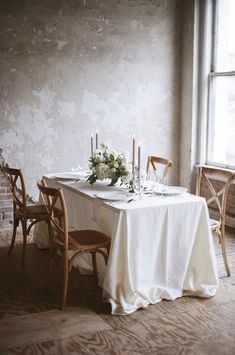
<box><xmin>87</xmin><ymin>143</ymin><xmax>130</xmax><ymax>185</ymax></box>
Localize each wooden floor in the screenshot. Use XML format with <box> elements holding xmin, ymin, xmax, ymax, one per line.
<box><xmin>0</xmin><ymin>227</ymin><xmax>235</xmax><ymax>354</ymax></box>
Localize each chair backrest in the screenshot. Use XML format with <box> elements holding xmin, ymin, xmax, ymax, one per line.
<box><xmin>37</xmin><ymin>180</ymin><xmax>68</xmax><ymax>251</ymax></box>
<box><xmin>2</xmin><ymin>164</ymin><xmax>27</xmax><ymax>212</ymax></box>
<box><xmin>196</xmin><ymin>165</ymin><xmax>234</xmax><ymax>226</ymax></box>
<box><xmin>146</xmin><ymin>156</ymin><xmax>173</xmax><ymax>179</ymax></box>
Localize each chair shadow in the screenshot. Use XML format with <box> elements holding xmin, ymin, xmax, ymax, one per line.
<box><xmin>0</xmin><ymin>238</ymin><xmax>111</xmax><ymax>318</ymax></box>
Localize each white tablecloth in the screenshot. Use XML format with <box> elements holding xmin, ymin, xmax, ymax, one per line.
<box><xmin>33</xmin><ymin>176</ymin><xmax>219</xmax><ymax>315</ymax></box>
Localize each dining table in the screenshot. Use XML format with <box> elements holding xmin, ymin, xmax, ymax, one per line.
<box><xmin>33</xmin><ymin>172</ymin><xmax>219</xmax><ymax>315</ymax></box>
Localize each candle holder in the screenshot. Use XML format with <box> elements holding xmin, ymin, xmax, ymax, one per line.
<box><xmin>137</xmin><ymin>174</ymin><xmax>144</xmax><ymax>196</ymax></box>
<box><xmin>128</xmin><ymin>175</ymin><xmax>137</xmax><ymax>193</ymax></box>
<box><xmin>126</xmin><ymin>168</ymin><xmax>143</xmax><ymax>195</ymax></box>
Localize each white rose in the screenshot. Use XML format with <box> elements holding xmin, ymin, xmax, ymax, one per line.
<box><xmin>106</xmin><ymin>149</ymin><xmax>117</xmax><ymax>160</ymax></box>
<box><xmin>100</xmin><ymin>143</ymin><xmax>109</xmax><ymax>153</ymax></box>
<box><xmin>117</xmin><ymin>153</ymin><xmax>124</xmax><ymax>162</ymax></box>
<box><xmin>95</xmin><ymin>163</ymin><xmax>105</xmax><ymax>179</ymax></box>
<box><xmin>105</xmin><ymin>149</ymin><xmax>111</xmax><ymax>158</ymax></box>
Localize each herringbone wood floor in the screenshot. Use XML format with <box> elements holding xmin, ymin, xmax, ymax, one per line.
<box><xmin>0</xmin><ymin>227</ymin><xmax>234</xmax><ymax>354</ymax></box>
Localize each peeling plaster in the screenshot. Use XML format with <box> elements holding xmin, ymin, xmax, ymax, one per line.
<box><xmin>0</xmin><ymin>0</ymin><xmax>181</xmax><ymax>198</ymax></box>
<box><xmin>56</xmin><ymin>40</ymin><xmax>67</xmax><ymax>50</ymax></box>
<box><xmin>58</xmin><ymin>101</ymin><xmax>76</xmax><ymax>119</ymax></box>
<box><xmin>130</xmin><ymin>19</ymin><xmax>144</xmax><ymax>29</ymax></box>
<box><xmin>1</xmin><ymin>87</ymin><xmax>57</xmax><ymax>161</ymax></box>
<box><xmin>33</xmin><ymin>88</ymin><xmax>57</xmax><ymax>112</ymax></box>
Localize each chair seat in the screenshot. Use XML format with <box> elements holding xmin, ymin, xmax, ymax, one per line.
<box><xmin>2</xmin><ymin>164</ymin><xmax>63</xmax><ymax>268</ymax></box>
<box><xmin>18</xmin><ymin>204</ymin><xmax>61</xmax><ymax>219</ymax></box>
<box><xmin>210</xmin><ymin>218</ymin><xmax>220</xmax><ymax>230</ymax></box>
<box><xmin>37</xmin><ymin>179</ymin><xmax>112</xmax><ymax>308</ymax></box>
<box><xmin>196</xmin><ymin>165</ymin><xmax>234</xmax><ymax>277</ymax></box>
<box><xmin>68</xmin><ymin>230</ymin><xmax>111</xmax><ymax>251</ymax></box>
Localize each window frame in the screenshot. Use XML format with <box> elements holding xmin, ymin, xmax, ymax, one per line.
<box><xmin>206</xmin><ymin>0</ymin><xmax>235</xmax><ymax>170</ymax></box>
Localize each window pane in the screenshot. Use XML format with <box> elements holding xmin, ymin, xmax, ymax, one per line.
<box><xmin>215</xmin><ymin>0</ymin><xmax>235</xmax><ymax>72</ymax></box>
<box><xmin>208</xmin><ymin>76</ymin><xmax>235</xmax><ymax>167</ymax></box>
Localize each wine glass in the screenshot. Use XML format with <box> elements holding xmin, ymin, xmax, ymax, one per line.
<box><xmin>146</xmin><ymin>169</ymin><xmax>159</xmax><ymax>193</ymax></box>
<box><xmin>146</xmin><ymin>169</ymin><xmax>159</xmax><ymax>182</ymax></box>
<box><xmin>159</xmin><ymin>177</ymin><xmax>168</xmax><ymax>197</ymax></box>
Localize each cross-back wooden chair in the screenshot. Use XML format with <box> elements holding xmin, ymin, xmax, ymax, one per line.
<box><xmin>2</xmin><ymin>164</ymin><xmax>56</xmax><ymax>268</ymax></box>
<box><xmin>196</xmin><ymin>165</ymin><xmax>234</xmax><ymax>276</ymax></box>
<box><xmin>37</xmin><ymin>179</ymin><xmax>111</xmax><ymax>309</ymax></box>
<box><xmin>146</xmin><ymin>156</ymin><xmax>173</xmax><ymax>180</ymax></box>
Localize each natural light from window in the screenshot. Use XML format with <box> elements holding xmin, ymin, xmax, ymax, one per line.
<box><xmin>208</xmin><ymin>0</ymin><xmax>235</xmax><ymax>168</ymax></box>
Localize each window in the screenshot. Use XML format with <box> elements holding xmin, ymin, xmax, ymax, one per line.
<box><xmin>207</xmin><ymin>0</ymin><xmax>235</xmax><ymax>169</ymax></box>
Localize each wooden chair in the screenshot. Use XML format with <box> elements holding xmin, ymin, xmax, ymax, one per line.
<box><xmin>146</xmin><ymin>156</ymin><xmax>173</xmax><ymax>180</ymax></box>
<box><xmin>37</xmin><ymin>179</ymin><xmax>111</xmax><ymax>309</ymax></box>
<box><xmin>196</xmin><ymin>165</ymin><xmax>234</xmax><ymax>276</ymax></box>
<box><xmin>2</xmin><ymin>164</ymin><xmax>57</xmax><ymax>268</ymax></box>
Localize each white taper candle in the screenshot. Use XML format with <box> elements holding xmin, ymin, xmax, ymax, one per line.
<box><xmin>95</xmin><ymin>129</ymin><xmax>98</xmax><ymax>149</ymax></box>
<box><xmin>138</xmin><ymin>142</ymin><xmax>141</xmax><ymax>188</ymax></box>
<box><xmin>91</xmin><ymin>132</ymin><xmax>94</xmax><ymax>157</ymax></box>
<box><xmin>132</xmin><ymin>135</ymin><xmax>135</xmax><ymax>176</ymax></box>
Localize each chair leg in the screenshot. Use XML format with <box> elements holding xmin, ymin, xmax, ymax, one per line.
<box><xmin>220</xmin><ymin>233</ymin><xmax>231</xmax><ymax>277</ymax></box>
<box><xmin>62</xmin><ymin>259</ymin><xmax>69</xmax><ymax>309</ymax></box>
<box><xmin>21</xmin><ymin>219</ymin><xmax>28</xmax><ymax>269</ymax></box>
<box><xmin>46</xmin><ymin>223</ymin><xmax>54</xmax><ymax>288</ymax></box>
<box><xmin>92</xmin><ymin>252</ymin><xmax>98</xmax><ymax>278</ymax></box>
<box><xmin>8</xmin><ymin>216</ymin><xmax>19</xmax><ymax>255</ymax></box>
<box><xmin>92</xmin><ymin>252</ymin><xmax>100</xmax><ymax>287</ymax></box>
<box><xmin>106</xmin><ymin>244</ymin><xmax>110</xmax><ymax>258</ymax></box>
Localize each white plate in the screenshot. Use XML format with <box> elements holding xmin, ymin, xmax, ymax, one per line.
<box><xmin>96</xmin><ymin>191</ymin><xmax>129</xmax><ymax>201</ymax></box>
<box><xmin>53</xmin><ymin>172</ymin><xmax>83</xmax><ymax>180</ymax></box>
<box><xmin>154</xmin><ymin>186</ymin><xmax>187</xmax><ymax>195</ymax></box>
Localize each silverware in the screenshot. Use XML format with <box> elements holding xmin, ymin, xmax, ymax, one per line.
<box><xmin>108</xmin><ymin>197</ymin><xmax>135</xmax><ymax>206</ymax></box>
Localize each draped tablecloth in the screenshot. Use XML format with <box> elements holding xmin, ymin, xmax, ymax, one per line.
<box><xmin>33</xmin><ymin>176</ymin><xmax>219</xmax><ymax>315</ymax></box>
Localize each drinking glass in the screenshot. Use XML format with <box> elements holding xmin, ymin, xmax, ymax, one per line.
<box><xmin>146</xmin><ymin>170</ymin><xmax>158</xmax><ymax>182</ymax></box>
<box><xmin>159</xmin><ymin>177</ymin><xmax>168</xmax><ymax>196</ymax></box>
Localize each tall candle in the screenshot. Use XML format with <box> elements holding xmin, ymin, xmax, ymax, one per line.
<box><xmin>132</xmin><ymin>135</ymin><xmax>135</xmax><ymax>176</ymax></box>
<box><xmin>95</xmin><ymin>129</ymin><xmax>98</xmax><ymax>149</ymax></box>
<box><xmin>138</xmin><ymin>143</ymin><xmax>141</xmax><ymax>191</ymax></box>
<box><xmin>91</xmin><ymin>132</ymin><xmax>94</xmax><ymax>157</ymax></box>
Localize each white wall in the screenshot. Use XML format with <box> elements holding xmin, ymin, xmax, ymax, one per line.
<box><xmin>0</xmin><ymin>0</ymin><xmax>182</xmax><ymax>198</ymax></box>
<box><xmin>179</xmin><ymin>0</ymin><xmax>198</xmax><ymax>191</ymax></box>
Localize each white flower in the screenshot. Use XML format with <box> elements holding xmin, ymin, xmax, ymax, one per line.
<box><xmin>95</xmin><ymin>163</ymin><xmax>110</xmax><ymax>180</ymax></box>
<box><xmin>94</xmin><ymin>154</ymin><xmax>104</xmax><ymax>163</ymax></box>
<box><xmin>100</xmin><ymin>143</ymin><xmax>109</xmax><ymax>153</ymax></box>
<box><xmin>88</xmin><ymin>143</ymin><xmax>129</xmax><ymax>185</ymax></box>
<box><xmin>117</xmin><ymin>153</ymin><xmax>124</xmax><ymax>162</ymax></box>
<box><xmin>111</xmin><ymin>150</ymin><xmax>118</xmax><ymax>160</ymax></box>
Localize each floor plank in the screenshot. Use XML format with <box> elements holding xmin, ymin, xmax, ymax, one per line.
<box><xmin>0</xmin><ymin>308</ymin><xmax>111</xmax><ymax>350</ymax></box>
<box><xmin>0</xmin><ymin>227</ymin><xmax>234</xmax><ymax>355</ymax></box>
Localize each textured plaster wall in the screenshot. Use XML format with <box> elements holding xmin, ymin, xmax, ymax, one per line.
<box><xmin>0</xmin><ymin>0</ymin><xmax>182</xmax><ymax>199</ymax></box>
<box><xmin>179</xmin><ymin>0</ymin><xmax>195</xmax><ymax>190</ymax></box>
